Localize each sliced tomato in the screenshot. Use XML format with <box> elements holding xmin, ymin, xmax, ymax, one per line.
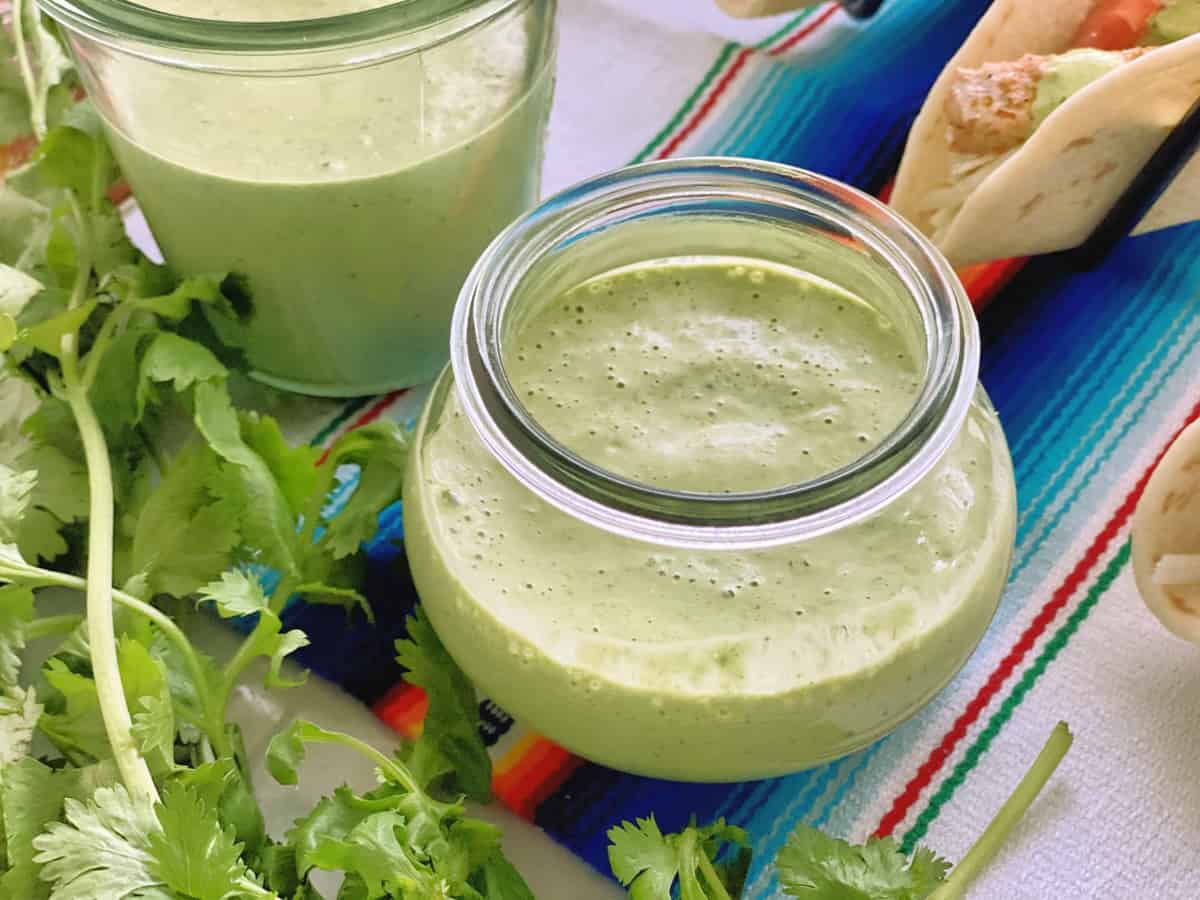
<box><xmin>1071</xmin><ymin>0</ymin><xmax>1162</xmax><ymax>49</ymax></box>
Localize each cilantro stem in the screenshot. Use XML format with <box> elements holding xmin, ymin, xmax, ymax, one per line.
<box><xmin>24</xmin><ymin>613</ymin><xmax>83</xmax><ymax>640</ymax></box>
<box><xmin>10</xmin><ymin>0</ymin><xmax>46</xmax><ymax>141</ymax></box>
<box><xmin>220</xmin><ymin>622</ymin><xmax>266</xmax><ymax>690</ymax></box>
<box><xmin>928</xmin><ymin>722</ymin><xmax>1073</xmax><ymax>900</ymax></box>
<box><xmin>48</xmin><ymin>183</ymin><xmax>159</xmax><ymax>803</ymax></box>
<box><xmin>79</xmin><ymin>304</ymin><xmax>127</xmax><ymax>393</ymax></box>
<box><xmin>63</xmin><ymin>377</ymin><xmax>159</xmax><ymax>804</ymax></box>
<box><xmin>267</xmin><ymin>573</ymin><xmax>298</xmax><ymax>619</ymax></box>
<box><xmin>696</xmin><ymin>846</ymin><xmax>734</xmax><ymax>900</ymax></box>
<box><xmin>234</xmin><ymin>876</ymin><xmax>280</xmax><ymax>899</ymax></box>
<box><xmin>296</xmin><ymin>727</ymin><xmax>421</xmax><ymax>795</ymax></box>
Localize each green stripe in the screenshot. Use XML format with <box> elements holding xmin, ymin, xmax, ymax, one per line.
<box><xmin>629</xmin><ymin>6</ymin><xmax>818</xmax><ymax>165</ymax></box>
<box><xmin>899</xmin><ymin>542</ymin><xmax>1131</xmax><ymax>854</ymax></box>
<box><xmin>310</xmin><ymin>396</ymin><xmax>372</xmax><ymax>447</ymax></box>
<box><xmin>629</xmin><ymin>42</ymin><xmax>738</xmax><ymax>163</ymax></box>
<box><xmin>756</xmin><ymin>7</ymin><xmax>819</xmax><ymax>49</ymax></box>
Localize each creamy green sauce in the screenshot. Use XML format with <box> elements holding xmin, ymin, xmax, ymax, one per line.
<box><xmin>1147</xmin><ymin>0</ymin><xmax>1200</xmax><ymax>45</ymax></box>
<box><xmin>1033</xmin><ymin>49</ymin><xmax>1130</xmax><ymax>129</ymax></box>
<box><xmin>512</xmin><ymin>262</ymin><xmax>919</xmax><ymax>492</ymax></box>
<box><xmin>108</xmin><ymin>0</ymin><xmax>552</xmax><ymax>393</ymax></box>
<box><xmin>405</xmin><ymin>259</ymin><xmax>1016</xmax><ymax>780</ymax></box>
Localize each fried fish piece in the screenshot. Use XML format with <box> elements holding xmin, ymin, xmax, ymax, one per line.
<box><xmin>944</xmin><ymin>47</ymin><xmax>1149</xmax><ymax>155</ymax></box>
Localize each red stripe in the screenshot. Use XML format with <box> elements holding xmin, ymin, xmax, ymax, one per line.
<box><xmin>655</xmin><ymin>48</ymin><xmax>754</xmax><ymax>160</ymax></box>
<box><xmin>518</xmin><ymin>747</ymin><xmax>584</xmax><ymax>820</ymax></box>
<box><xmin>874</xmin><ymin>398</ymin><xmax>1200</xmax><ymax>838</ymax></box>
<box><xmin>768</xmin><ymin>4</ymin><xmax>841</xmax><ymax>56</ymax></box>
<box><xmin>959</xmin><ymin>258</ymin><xmax>1028</xmax><ymax>311</ymax></box>
<box><xmin>315</xmin><ymin>390</ymin><xmax>403</xmax><ymax>464</ymax></box>
<box><xmin>652</xmin><ymin>2</ymin><xmax>838</xmax><ymax>160</ymax></box>
<box><xmin>372</xmin><ymin>684</ymin><xmax>429</xmax><ymax>739</ymax></box>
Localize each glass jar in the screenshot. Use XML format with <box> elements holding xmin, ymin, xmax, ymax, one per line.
<box><xmin>39</xmin><ymin>0</ymin><xmax>557</xmax><ymax>396</ymax></box>
<box><xmin>404</xmin><ymin>158</ymin><xmax>1017</xmax><ymax>781</ymax></box>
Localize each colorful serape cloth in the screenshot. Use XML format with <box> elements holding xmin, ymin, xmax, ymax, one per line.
<box><xmin>112</xmin><ymin>1</ymin><xmax>1200</xmax><ymax>897</ymax></box>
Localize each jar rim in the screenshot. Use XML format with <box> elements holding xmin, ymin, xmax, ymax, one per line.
<box><xmin>451</xmin><ymin>157</ymin><xmax>980</xmax><ymax>550</ymax></box>
<box><xmin>36</xmin><ymin>0</ymin><xmax>518</xmax><ymax>57</ymax></box>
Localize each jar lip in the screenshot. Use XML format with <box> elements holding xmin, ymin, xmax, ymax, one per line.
<box><xmin>451</xmin><ymin>157</ymin><xmax>980</xmax><ymax>550</ymax></box>
<box><xmin>37</xmin><ymin>0</ymin><xmax>516</xmax><ymax>56</ymax></box>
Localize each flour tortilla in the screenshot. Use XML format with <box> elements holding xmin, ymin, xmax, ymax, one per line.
<box><xmin>1132</xmin><ymin>419</ymin><xmax>1200</xmax><ymax>643</ymax></box>
<box><xmin>890</xmin><ymin>0</ymin><xmax>1200</xmax><ymax>267</ymax></box>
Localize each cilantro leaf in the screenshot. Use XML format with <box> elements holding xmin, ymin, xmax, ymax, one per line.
<box><xmin>3</xmin><ymin>446</ymin><xmax>84</xmax><ymax>564</ymax></box>
<box><xmin>475</xmin><ymin>852</ymin><xmax>537</xmax><ymax>900</ymax></box>
<box><xmin>320</xmin><ymin>421</ymin><xmax>408</xmax><ymax>560</ymax></box>
<box><xmin>239</xmin><ymin>411</ymin><xmax>322</xmax><ymax>515</ymax></box>
<box><xmin>237</xmin><ymin>608</ymin><xmax>310</xmax><ymax>690</ymax></box>
<box><xmin>18</xmin><ymin>296</ymin><xmax>97</xmax><ymax>356</ymax></box>
<box><xmin>775</xmin><ymin>826</ymin><xmax>949</xmax><ymax>900</ymax></box>
<box><xmin>608</xmin><ymin>816</ymin><xmax>684</xmax><ymax>900</ymax></box>
<box><xmin>21</xmin><ymin>443</ymin><xmax>87</xmax><ymax>523</ymax></box>
<box><xmin>199</xmin><ymin>568</ymin><xmax>269</xmax><ymax>619</ymax></box>
<box><xmin>0</xmin><ymin>262</ymin><xmax>44</xmax><ymax>316</ymax></box>
<box><xmin>136</xmin><ymin>330</ymin><xmax>226</xmax><ymax>419</ymax></box>
<box><xmin>149</xmin><ymin>629</ymin><xmax>222</xmax><ymax>740</ymax></box>
<box><xmin>148</xmin><ymin>782</ymin><xmax>248</xmax><ymax>900</ymax></box>
<box><xmin>172</xmin><ymin>753</ymin><xmax>266</xmax><ymax>859</ymax></box>
<box><xmin>0</xmin><ymin>462</ymin><xmax>36</xmax><ymax>543</ymax></box>
<box><xmin>0</xmin><ymin>685</ymin><xmax>41</xmax><ymax>766</ymax></box>
<box><xmin>266</xmin><ymin>719</ymin><xmax>338</xmax><ymax>787</ymax></box>
<box><xmin>305</xmin><ymin>810</ymin><xmax>438</xmax><ymax>897</ymax></box>
<box><xmin>0</xmin><ymin>584</ymin><xmax>35</xmax><ymax>686</ymax></box>
<box><xmin>40</xmin><ymin>635</ymin><xmax>172</xmax><ymax>765</ymax></box>
<box><xmin>33</xmin><ymin>117</ymin><xmax>117</xmax><ymax>204</ymax></box>
<box><xmin>129</xmin><ymin>439</ymin><xmax>240</xmax><ymax>598</ymax></box>
<box><xmin>395</xmin><ymin>608</ymin><xmax>492</xmax><ymax>803</ymax></box>
<box><xmin>293</xmin><ymin>580</ymin><xmax>372</xmax><ymax>622</ymax></box>
<box><xmin>285</xmin><ymin>785</ymin><xmax>379</xmax><ymax>878</ymax></box>
<box><xmin>0</xmin><ymin>183</ymin><xmax>52</xmax><ymax>273</ymax></box>
<box><xmin>130</xmin><ymin>273</ymin><xmax>227</xmax><ymax>323</ymax></box>
<box><xmin>608</xmin><ymin>816</ymin><xmax>751</xmax><ymax>900</ymax></box>
<box><xmin>86</xmin><ymin>316</ymin><xmax>153</xmax><ymax>434</ymax></box>
<box><xmin>129</xmin><ymin>689</ymin><xmax>175</xmax><ymax>778</ymax></box>
<box><xmin>194</xmin><ymin>382</ymin><xmax>301</xmax><ymax>578</ymax></box>
<box><xmin>31</xmin><ymin>783</ymin><xmax>168</xmax><ymax>900</ymax></box>
<box><xmin>0</xmin><ymin>757</ymin><xmax>81</xmax><ymax>900</ymax></box>
<box><xmin>15</xmin><ymin>505</ymin><xmax>69</xmax><ymax>564</ymax></box>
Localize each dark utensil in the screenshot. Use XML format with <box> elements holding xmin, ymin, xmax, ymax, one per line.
<box><xmin>838</xmin><ymin>0</ymin><xmax>885</xmax><ymax>19</ymax></box>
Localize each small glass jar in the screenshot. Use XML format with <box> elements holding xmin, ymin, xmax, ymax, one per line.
<box><xmin>39</xmin><ymin>0</ymin><xmax>557</xmax><ymax>396</ymax></box>
<box><xmin>404</xmin><ymin>158</ymin><xmax>1017</xmax><ymax>781</ymax></box>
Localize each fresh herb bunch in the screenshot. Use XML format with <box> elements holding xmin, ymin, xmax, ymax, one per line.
<box><xmin>608</xmin><ymin>722</ymin><xmax>1073</xmax><ymax>900</ymax></box>
<box><xmin>0</xmin><ymin>3</ymin><xmax>535</xmax><ymax>897</ymax></box>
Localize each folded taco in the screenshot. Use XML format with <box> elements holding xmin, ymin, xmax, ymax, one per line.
<box><xmin>891</xmin><ymin>0</ymin><xmax>1200</xmax><ymax>267</ymax></box>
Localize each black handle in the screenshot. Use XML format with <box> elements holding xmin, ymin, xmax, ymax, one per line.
<box><xmin>838</xmin><ymin>0</ymin><xmax>885</xmax><ymax>18</ymax></box>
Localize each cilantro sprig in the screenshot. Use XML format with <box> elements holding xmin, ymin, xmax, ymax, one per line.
<box><xmin>608</xmin><ymin>723</ymin><xmax>1073</xmax><ymax>900</ymax></box>
<box><xmin>0</xmin><ymin>4</ymin><xmax>530</xmax><ymax>897</ymax></box>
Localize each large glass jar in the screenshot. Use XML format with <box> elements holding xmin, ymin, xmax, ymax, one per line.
<box><xmin>40</xmin><ymin>0</ymin><xmax>557</xmax><ymax>396</ymax></box>
<box><xmin>404</xmin><ymin>159</ymin><xmax>1017</xmax><ymax>781</ymax></box>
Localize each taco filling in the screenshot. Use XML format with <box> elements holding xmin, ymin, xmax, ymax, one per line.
<box><xmin>924</xmin><ymin>0</ymin><xmax>1200</xmax><ymax>241</ymax></box>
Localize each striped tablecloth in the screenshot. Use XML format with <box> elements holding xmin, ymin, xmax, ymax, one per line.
<box><xmin>130</xmin><ymin>1</ymin><xmax>1200</xmax><ymax>897</ymax></box>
